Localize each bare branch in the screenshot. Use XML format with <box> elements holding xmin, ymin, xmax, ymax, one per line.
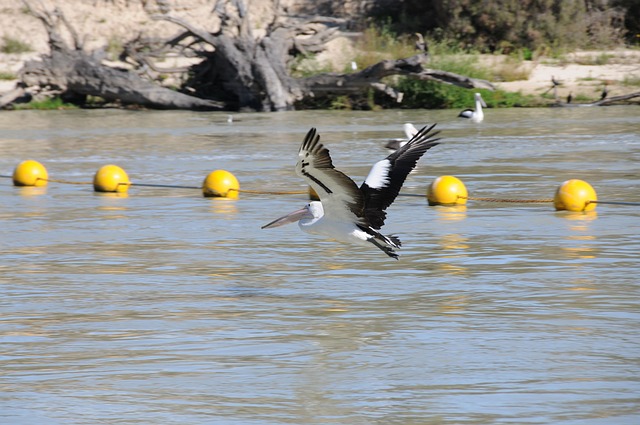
<box><xmin>593</xmin><ymin>91</ymin><xmax>640</xmax><ymax>106</ymax></box>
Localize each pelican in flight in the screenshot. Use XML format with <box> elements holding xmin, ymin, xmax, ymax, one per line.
<box><xmin>458</xmin><ymin>92</ymin><xmax>487</xmax><ymax>122</ymax></box>
<box><xmin>385</xmin><ymin>122</ymin><xmax>418</xmax><ymax>150</ymax></box>
<box><xmin>262</xmin><ymin>125</ymin><xmax>441</xmax><ymax>259</ymax></box>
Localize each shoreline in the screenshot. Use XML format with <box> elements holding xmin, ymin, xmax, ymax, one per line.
<box><xmin>492</xmin><ymin>50</ymin><xmax>640</xmax><ymax>103</ymax></box>
<box><xmin>3</xmin><ymin>49</ymin><xmax>638</xmax><ymax>108</ymax></box>
<box><xmin>1</xmin><ymin>1</ymin><xmax>639</xmax><ymax>108</ymax></box>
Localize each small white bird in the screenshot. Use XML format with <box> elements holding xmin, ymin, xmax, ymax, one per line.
<box><xmin>385</xmin><ymin>123</ymin><xmax>418</xmax><ymax>150</ymax></box>
<box><xmin>458</xmin><ymin>93</ymin><xmax>487</xmax><ymax>122</ymax></box>
<box><xmin>262</xmin><ymin>125</ymin><xmax>441</xmax><ymax>259</ymax></box>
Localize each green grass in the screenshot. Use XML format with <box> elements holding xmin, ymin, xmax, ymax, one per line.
<box><xmin>622</xmin><ymin>75</ymin><xmax>640</xmax><ymax>87</ymax></box>
<box><xmin>106</xmin><ymin>37</ymin><xmax>123</xmax><ymax>61</ymax></box>
<box><xmin>574</xmin><ymin>53</ymin><xmax>614</xmax><ymax>66</ymax></box>
<box><xmin>428</xmin><ymin>54</ymin><xmax>491</xmax><ymax>81</ymax></box>
<box><xmin>353</xmin><ymin>20</ymin><xmax>416</xmax><ymax>68</ymax></box>
<box><xmin>0</xmin><ymin>36</ymin><xmax>32</xmax><ymax>54</ymax></box>
<box><xmin>0</xmin><ymin>70</ymin><xmax>16</xmax><ymax>80</ymax></box>
<box><xmin>394</xmin><ymin>79</ymin><xmax>539</xmax><ymax>109</ymax></box>
<box><xmin>289</xmin><ymin>52</ymin><xmax>333</xmax><ymax>78</ymax></box>
<box><xmin>329</xmin><ymin>95</ymin><xmax>352</xmax><ymax>110</ymax></box>
<box><xmin>14</xmin><ymin>97</ymin><xmax>78</xmax><ymax>110</ymax></box>
<box><xmin>573</xmin><ymin>93</ymin><xmax>592</xmax><ymax>102</ymax></box>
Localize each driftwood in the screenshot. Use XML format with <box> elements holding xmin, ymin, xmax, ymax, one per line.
<box><xmin>555</xmin><ymin>91</ymin><xmax>640</xmax><ymax>107</ymax></box>
<box><xmin>16</xmin><ymin>2</ymin><xmax>223</xmax><ymax>110</ymax></box>
<box><xmin>10</xmin><ymin>0</ymin><xmax>494</xmax><ymax>111</ymax></box>
<box><xmin>0</xmin><ymin>84</ymin><xmax>30</xmax><ymax>109</ymax></box>
<box><xmin>299</xmin><ymin>55</ymin><xmax>495</xmax><ymax>98</ymax></box>
<box><xmin>592</xmin><ymin>91</ymin><xmax>640</xmax><ymax>105</ymax></box>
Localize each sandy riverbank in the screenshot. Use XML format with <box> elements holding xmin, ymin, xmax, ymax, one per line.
<box><xmin>491</xmin><ymin>50</ymin><xmax>640</xmax><ymax>102</ymax></box>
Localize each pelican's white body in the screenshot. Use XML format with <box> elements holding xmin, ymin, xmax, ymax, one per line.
<box><xmin>386</xmin><ymin>123</ymin><xmax>418</xmax><ymax>150</ymax></box>
<box><xmin>459</xmin><ymin>93</ymin><xmax>486</xmax><ymax>122</ymax></box>
<box><xmin>299</xmin><ymin>202</ymin><xmax>371</xmax><ymax>246</ymax></box>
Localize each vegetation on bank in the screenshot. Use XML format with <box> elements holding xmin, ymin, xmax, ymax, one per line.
<box><xmin>297</xmin><ymin>3</ymin><xmax>639</xmax><ymax>112</ymax></box>
<box><xmin>296</xmin><ymin>22</ymin><xmax>545</xmax><ymax>111</ymax></box>
<box><xmin>12</xmin><ymin>97</ymin><xmax>78</xmax><ymax>110</ymax></box>
<box><xmin>371</xmin><ymin>0</ymin><xmax>638</xmax><ymax>52</ymax></box>
<box><xmin>0</xmin><ymin>36</ymin><xmax>33</xmax><ymax>54</ymax></box>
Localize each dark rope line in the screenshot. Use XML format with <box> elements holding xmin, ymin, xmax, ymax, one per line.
<box><xmin>130</xmin><ymin>183</ymin><xmax>200</xmax><ymax>190</ymax></box>
<box><xmin>459</xmin><ymin>195</ymin><xmax>554</xmax><ymax>203</ymax></box>
<box><xmin>4</xmin><ymin>174</ymin><xmax>640</xmax><ymax>205</ymax></box>
<box><xmin>587</xmin><ymin>200</ymin><xmax>640</xmax><ymax>206</ymax></box>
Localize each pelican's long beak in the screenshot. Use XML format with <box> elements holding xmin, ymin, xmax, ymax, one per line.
<box><xmin>261</xmin><ymin>207</ymin><xmax>309</xmax><ymax>229</ymax></box>
<box><xmin>480</xmin><ymin>96</ymin><xmax>487</xmax><ymax>108</ymax></box>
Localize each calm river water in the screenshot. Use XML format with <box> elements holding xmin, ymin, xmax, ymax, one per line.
<box><xmin>1</xmin><ymin>107</ymin><xmax>639</xmax><ymax>425</ymax></box>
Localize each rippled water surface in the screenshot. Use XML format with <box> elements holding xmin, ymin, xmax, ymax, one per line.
<box><xmin>1</xmin><ymin>107</ymin><xmax>639</xmax><ymax>425</ymax></box>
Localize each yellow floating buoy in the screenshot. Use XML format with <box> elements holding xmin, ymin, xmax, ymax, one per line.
<box><xmin>12</xmin><ymin>160</ymin><xmax>48</xmax><ymax>187</ymax></box>
<box><xmin>202</xmin><ymin>169</ymin><xmax>239</xmax><ymax>199</ymax></box>
<box><xmin>427</xmin><ymin>175</ymin><xmax>468</xmax><ymax>206</ymax></box>
<box><xmin>93</xmin><ymin>164</ymin><xmax>130</xmax><ymax>193</ymax></box>
<box><xmin>554</xmin><ymin>179</ymin><xmax>597</xmax><ymax>212</ymax></box>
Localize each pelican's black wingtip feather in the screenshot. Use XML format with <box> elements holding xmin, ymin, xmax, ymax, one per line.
<box><xmin>392</xmin><ymin>123</ymin><xmax>441</xmax><ymax>159</ymax></box>
<box><xmin>301</xmin><ymin>127</ymin><xmax>320</xmax><ymax>152</ymax></box>
<box><xmin>412</xmin><ymin>123</ymin><xmax>441</xmax><ymax>145</ymax></box>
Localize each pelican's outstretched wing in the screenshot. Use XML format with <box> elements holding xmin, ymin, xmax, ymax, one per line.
<box><xmin>360</xmin><ymin>124</ymin><xmax>441</xmax><ymax>229</ymax></box>
<box><xmin>295</xmin><ymin>128</ymin><xmax>365</xmax><ymax>222</ymax></box>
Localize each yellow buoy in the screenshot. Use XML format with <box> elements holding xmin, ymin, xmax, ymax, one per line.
<box><xmin>554</xmin><ymin>179</ymin><xmax>597</xmax><ymax>212</ymax></box>
<box><xmin>427</xmin><ymin>175</ymin><xmax>468</xmax><ymax>206</ymax></box>
<box><xmin>93</xmin><ymin>164</ymin><xmax>130</xmax><ymax>193</ymax></box>
<box><xmin>202</xmin><ymin>170</ymin><xmax>239</xmax><ymax>199</ymax></box>
<box><xmin>12</xmin><ymin>160</ymin><xmax>48</xmax><ymax>187</ymax></box>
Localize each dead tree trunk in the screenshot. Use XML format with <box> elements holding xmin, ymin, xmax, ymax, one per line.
<box><xmin>152</xmin><ymin>0</ymin><xmax>493</xmax><ymax>111</ymax></box>
<box><xmin>151</xmin><ymin>1</ymin><xmax>338</xmax><ymax>111</ymax></box>
<box><xmin>17</xmin><ymin>2</ymin><xmax>223</xmax><ymax>110</ymax></box>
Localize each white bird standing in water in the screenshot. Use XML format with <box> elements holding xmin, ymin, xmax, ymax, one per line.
<box><xmin>458</xmin><ymin>93</ymin><xmax>487</xmax><ymax>122</ymax></box>
<box><xmin>385</xmin><ymin>122</ymin><xmax>418</xmax><ymax>150</ymax></box>
<box><xmin>262</xmin><ymin>125</ymin><xmax>441</xmax><ymax>259</ymax></box>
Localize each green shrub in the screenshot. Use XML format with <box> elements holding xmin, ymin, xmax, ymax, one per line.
<box><xmin>0</xmin><ymin>71</ymin><xmax>16</xmax><ymax>80</ymax></box>
<box><xmin>622</xmin><ymin>75</ymin><xmax>640</xmax><ymax>86</ymax></box>
<box><xmin>0</xmin><ymin>36</ymin><xmax>32</xmax><ymax>54</ymax></box>
<box><xmin>370</xmin><ymin>0</ymin><xmax>626</xmax><ymax>53</ymax></box>
<box><xmin>353</xmin><ymin>20</ymin><xmax>415</xmax><ymax>69</ymax></box>
<box><xmin>14</xmin><ymin>97</ymin><xmax>78</xmax><ymax>110</ymax></box>
<box><xmin>394</xmin><ymin>78</ymin><xmax>538</xmax><ymax>109</ymax></box>
<box><xmin>329</xmin><ymin>95</ymin><xmax>353</xmax><ymax>110</ymax></box>
<box><xmin>428</xmin><ymin>54</ymin><xmax>491</xmax><ymax>80</ymax></box>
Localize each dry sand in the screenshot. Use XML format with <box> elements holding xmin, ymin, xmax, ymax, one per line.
<box><xmin>491</xmin><ymin>50</ymin><xmax>640</xmax><ymax>101</ymax></box>
<box><xmin>1</xmin><ymin>1</ymin><xmax>639</xmax><ymax>103</ymax></box>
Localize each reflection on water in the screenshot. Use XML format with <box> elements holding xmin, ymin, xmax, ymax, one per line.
<box><xmin>208</xmin><ymin>198</ymin><xmax>239</xmax><ymax>216</ymax></box>
<box><xmin>16</xmin><ymin>186</ymin><xmax>48</xmax><ymax>198</ymax></box>
<box><xmin>1</xmin><ymin>108</ymin><xmax>639</xmax><ymax>425</ymax></box>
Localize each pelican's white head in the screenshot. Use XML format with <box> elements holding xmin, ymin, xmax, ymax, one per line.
<box><xmin>474</xmin><ymin>93</ymin><xmax>487</xmax><ymax>108</ymax></box>
<box><xmin>261</xmin><ymin>201</ymin><xmax>324</xmax><ymax>229</ymax></box>
<box><xmin>403</xmin><ymin>123</ymin><xmax>418</xmax><ymax>139</ymax></box>
<box><xmin>473</xmin><ymin>93</ymin><xmax>487</xmax><ymax>122</ymax></box>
